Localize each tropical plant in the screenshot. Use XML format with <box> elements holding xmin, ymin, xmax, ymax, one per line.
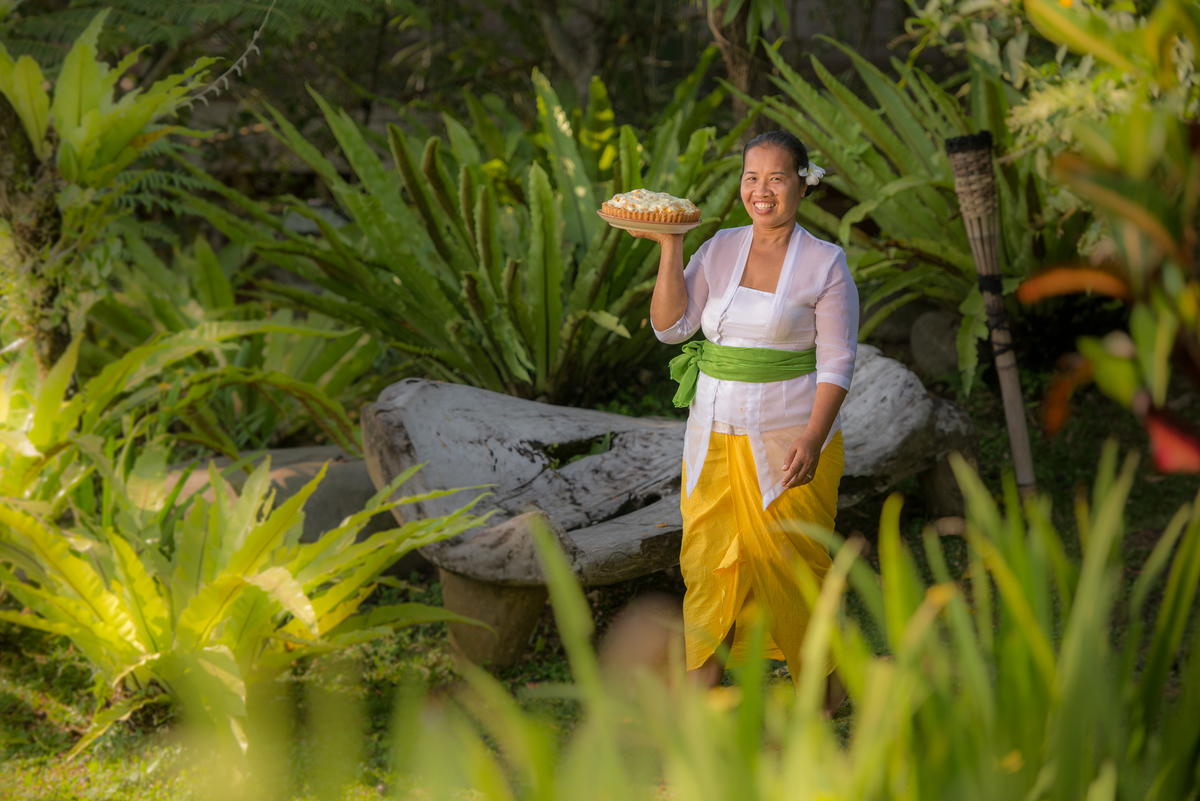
<box><xmin>180</xmin><ymin>443</ymin><xmax>1200</xmax><ymax>801</ymax></box>
<box><xmin>0</xmin><ymin>9</ymin><xmax>225</xmax><ymax>373</ymax></box>
<box><xmin>1012</xmin><ymin>0</ymin><xmax>1200</xmax><ymax>470</ymax></box>
<box><xmin>0</xmin><ymin>436</ymin><xmax>487</xmax><ymax>756</ymax></box>
<box><xmin>0</xmin><ymin>321</ymin><xmax>360</xmax><ymax>521</ymax></box>
<box><xmin>182</xmin><ymin>50</ymin><xmax>753</xmax><ymax>405</ymax></box>
<box><xmin>83</xmin><ymin>224</ymin><xmax>389</xmax><ymax>452</ymax></box>
<box><xmin>905</xmin><ymin>0</ymin><xmax>1199</xmax><ymax>264</ymax></box>
<box><xmin>740</xmin><ymin>38</ymin><xmax>1087</xmax><ymax>391</ymax></box>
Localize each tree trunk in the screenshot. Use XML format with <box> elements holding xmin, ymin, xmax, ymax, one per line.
<box><xmin>707</xmin><ymin>0</ymin><xmax>771</xmax><ymax>140</ymax></box>
<box><xmin>0</xmin><ymin>92</ymin><xmax>68</xmax><ymax>374</ymax></box>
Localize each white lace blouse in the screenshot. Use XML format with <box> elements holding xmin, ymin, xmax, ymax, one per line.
<box><xmin>652</xmin><ymin>224</ymin><xmax>859</xmax><ymax>510</ymax></box>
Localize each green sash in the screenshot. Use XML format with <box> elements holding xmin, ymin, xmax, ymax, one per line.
<box><xmin>668</xmin><ymin>340</ymin><xmax>817</xmax><ymax>408</ymax></box>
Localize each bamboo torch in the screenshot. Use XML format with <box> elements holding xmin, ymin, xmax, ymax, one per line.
<box><xmin>945</xmin><ymin>131</ymin><xmax>1036</xmax><ymax>498</ymax></box>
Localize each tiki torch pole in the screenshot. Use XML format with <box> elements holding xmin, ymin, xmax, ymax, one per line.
<box><xmin>946</xmin><ymin>131</ymin><xmax>1037</xmax><ymax>498</ymax></box>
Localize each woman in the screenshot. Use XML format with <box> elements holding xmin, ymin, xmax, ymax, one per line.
<box><xmin>633</xmin><ymin>131</ymin><xmax>857</xmax><ymax>706</ymax></box>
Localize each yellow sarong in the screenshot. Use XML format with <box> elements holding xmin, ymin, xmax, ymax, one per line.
<box><xmin>679</xmin><ymin>430</ymin><xmax>843</xmax><ymax>677</ymax></box>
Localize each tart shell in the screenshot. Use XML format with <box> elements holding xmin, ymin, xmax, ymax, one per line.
<box><xmin>600</xmin><ymin>202</ymin><xmax>701</xmax><ymax>224</ymax></box>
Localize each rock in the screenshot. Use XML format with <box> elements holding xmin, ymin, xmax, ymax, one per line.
<box><xmin>909</xmin><ymin>310</ymin><xmax>961</xmax><ymax>379</ymax></box>
<box><xmin>439</xmin><ymin>568</ymin><xmax>548</xmax><ymax>668</ymax></box>
<box><xmin>363</xmin><ymin>360</ymin><xmax>977</xmax><ymax>582</ymax></box>
<box><xmin>932</xmin><ymin>516</ymin><xmax>966</xmax><ymax>537</ymax></box>
<box><xmin>840</xmin><ymin>345</ymin><xmax>976</xmax><ymax>508</ymax></box>
<box><xmin>862</xmin><ymin>295</ymin><xmax>937</xmax><ymax>344</ymax></box>
<box><xmin>167</xmin><ymin>446</ymin><xmax>429</xmax><ymax>575</ymax></box>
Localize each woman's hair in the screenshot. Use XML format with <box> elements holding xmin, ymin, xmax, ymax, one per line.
<box><xmin>742</xmin><ymin>130</ymin><xmax>808</xmax><ymax>174</ymax></box>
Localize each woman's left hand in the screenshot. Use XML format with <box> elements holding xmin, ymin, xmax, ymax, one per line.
<box><xmin>782</xmin><ymin>434</ymin><xmax>822</xmax><ymax>488</ymax></box>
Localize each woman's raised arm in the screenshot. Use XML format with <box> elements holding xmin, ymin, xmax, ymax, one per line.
<box><xmin>630</xmin><ymin>230</ymin><xmax>708</xmax><ymax>343</ymax></box>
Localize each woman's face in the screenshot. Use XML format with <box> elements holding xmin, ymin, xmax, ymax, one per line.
<box><xmin>740</xmin><ymin>145</ymin><xmax>806</xmax><ymax>230</ymax></box>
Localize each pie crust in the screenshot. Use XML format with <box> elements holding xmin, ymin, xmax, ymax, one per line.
<box><xmin>601</xmin><ymin>189</ymin><xmax>701</xmax><ymax>224</ymax></box>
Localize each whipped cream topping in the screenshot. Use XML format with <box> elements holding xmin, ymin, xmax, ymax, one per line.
<box><xmin>605</xmin><ymin>188</ymin><xmax>699</xmax><ymax>214</ymax></box>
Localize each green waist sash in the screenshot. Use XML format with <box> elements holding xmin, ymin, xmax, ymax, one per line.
<box><xmin>668</xmin><ymin>340</ymin><xmax>817</xmax><ymax>408</ymax></box>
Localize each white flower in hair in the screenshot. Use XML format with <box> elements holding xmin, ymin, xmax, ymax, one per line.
<box><xmin>797</xmin><ymin>161</ymin><xmax>825</xmax><ymax>186</ymax></box>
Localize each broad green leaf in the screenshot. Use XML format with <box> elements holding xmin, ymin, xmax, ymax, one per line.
<box><xmin>533</xmin><ymin>69</ymin><xmax>600</xmax><ymax>249</ymax></box>
<box><xmin>957</xmin><ymin>287</ymin><xmax>989</xmax><ymax>395</ymax></box>
<box><xmin>617</xmin><ymin>125</ymin><xmax>642</xmax><ymax>192</ymax></box>
<box><xmin>584</xmin><ymin>310</ymin><xmax>630</xmax><ymax>338</ymax></box>
<box><xmin>173</xmin><ymin>574</ymin><xmax>248</xmax><ymax>651</ymax></box>
<box><xmin>67</xmin><ymin>693</ymin><xmax>169</xmax><ymax>759</ymax></box>
<box><xmin>443</xmin><ymin>112</ymin><xmax>482</xmax><ymax>167</ymax></box>
<box><xmin>5</xmin><ymin>56</ymin><xmax>50</xmax><ymax>160</ymax></box>
<box><xmin>110</xmin><ymin>536</ymin><xmax>169</xmax><ymax>652</ymax></box>
<box><xmin>224</xmin><ymin>464</ymin><xmax>326</xmax><ymax>577</ymax></box>
<box><xmin>1025</xmin><ymin>0</ymin><xmax>1137</xmax><ymax>74</ymax></box>
<box><xmin>126</xmin><ymin>442</ymin><xmax>169</xmax><ymax>513</ymax></box>
<box><xmin>189</xmin><ymin>235</ymin><xmax>234</xmax><ymax>312</ymax></box>
<box><xmin>246</xmin><ymin>566</ymin><xmax>318</xmax><ymax>637</ymax></box>
<box><xmin>464</xmin><ymin>90</ymin><xmax>506</xmax><ymax>160</ymax></box>
<box><xmin>28</xmin><ymin>336</ymin><xmax>80</xmax><ymax>451</ymax></box>
<box><xmin>579</xmin><ymin>75</ymin><xmax>615</xmax><ymax>177</ymax></box>
<box><xmin>525</xmin><ymin>163</ymin><xmax>564</xmax><ymax>394</ymax></box>
<box><xmin>837</xmin><ymin>176</ymin><xmax>936</xmax><ymax>246</ymax></box>
<box><xmin>0</xmin><ymin>501</ymin><xmax>141</xmax><ymax>651</ymax></box>
<box><xmin>49</xmin><ymin>10</ymin><xmax>107</xmax><ymax>134</ymax></box>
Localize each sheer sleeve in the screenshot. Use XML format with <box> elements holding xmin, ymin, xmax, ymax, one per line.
<box><xmin>651</xmin><ymin>240</ymin><xmax>711</xmax><ymax>344</ymax></box>
<box><xmin>813</xmin><ymin>248</ymin><xmax>858</xmax><ymax>390</ymax></box>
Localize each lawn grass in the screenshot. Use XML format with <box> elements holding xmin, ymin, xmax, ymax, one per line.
<box><xmin>2</xmin><ymin>362</ymin><xmax>1198</xmax><ymax>799</ymax></box>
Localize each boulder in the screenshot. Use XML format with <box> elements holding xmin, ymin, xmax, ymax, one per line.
<box><xmin>909</xmin><ymin>310</ymin><xmax>962</xmax><ymax>380</ymax></box>
<box><xmin>862</xmin><ymin>295</ymin><xmax>936</xmax><ymax>345</ymax></box>
<box><xmin>839</xmin><ymin>345</ymin><xmax>977</xmax><ymax>507</ymax></box>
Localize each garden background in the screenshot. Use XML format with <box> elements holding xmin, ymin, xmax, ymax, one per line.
<box><xmin>1</xmin><ymin>0</ymin><xmax>1199</xmax><ymax>798</ymax></box>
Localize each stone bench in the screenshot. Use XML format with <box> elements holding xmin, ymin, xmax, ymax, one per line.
<box><xmin>361</xmin><ymin>345</ymin><xmax>976</xmax><ymax>666</ymax></box>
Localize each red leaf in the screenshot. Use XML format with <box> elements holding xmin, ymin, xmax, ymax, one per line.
<box><xmin>1017</xmin><ymin>268</ymin><xmax>1131</xmax><ymax>304</ymax></box>
<box><xmin>1146</xmin><ymin>410</ymin><xmax>1200</xmax><ymax>473</ymax></box>
<box><xmin>1041</xmin><ymin>354</ymin><xmax>1092</xmax><ymax>437</ymax></box>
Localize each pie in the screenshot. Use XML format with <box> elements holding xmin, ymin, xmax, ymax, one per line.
<box><xmin>601</xmin><ymin>189</ymin><xmax>701</xmax><ymax>224</ymax></box>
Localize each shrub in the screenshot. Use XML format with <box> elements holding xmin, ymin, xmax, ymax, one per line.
<box><xmin>0</xmin><ymin>421</ymin><xmax>487</xmax><ymax>756</ymax></box>
<box><xmin>0</xmin><ymin>10</ymin><xmax>217</xmax><ymax>372</ymax></box>
<box><xmin>179</xmin><ymin>50</ymin><xmax>754</xmax><ymax>405</ymax></box>
<box><xmin>747</xmin><ymin>39</ymin><xmax>1085</xmax><ymax>392</ymax></box>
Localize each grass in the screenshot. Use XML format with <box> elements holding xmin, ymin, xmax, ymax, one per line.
<box><xmin>2</xmin><ymin>357</ymin><xmax>1198</xmax><ymax>799</ymax></box>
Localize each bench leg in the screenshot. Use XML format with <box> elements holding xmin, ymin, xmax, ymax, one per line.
<box><xmin>439</xmin><ymin>568</ymin><xmax>547</xmax><ymax>668</ymax></box>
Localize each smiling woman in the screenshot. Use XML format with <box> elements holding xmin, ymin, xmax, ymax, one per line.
<box><xmin>627</xmin><ymin>131</ymin><xmax>858</xmax><ymax>713</ymax></box>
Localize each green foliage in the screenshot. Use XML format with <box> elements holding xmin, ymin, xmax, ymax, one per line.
<box><xmin>0</xmin><ymin>9</ymin><xmax>216</xmax><ymax>371</ymax></box>
<box><xmin>1014</xmin><ymin>0</ymin><xmax>1200</xmax><ymax>469</ymax></box>
<box><xmin>906</xmin><ymin>0</ymin><xmax>1199</xmax><ymax>261</ymax></box>
<box><xmin>84</xmin><ymin>226</ymin><xmax>389</xmax><ymax>452</ymax></box>
<box><xmin>146</xmin><ymin>444</ymin><xmax>1200</xmax><ymax>801</ymax></box>
<box><xmin>184</xmin><ymin>50</ymin><xmax>750</xmax><ymax>405</ymax></box>
<box><xmin>0</xmin><ymin>345</ymin><xmax>490</xmax><ymax>754</ymax></box>
<box><xmin>744</xmin><ymin>38</ymin><xmax>1082</xmax><ymax>392</ymax></box>
<box><xmin>403</xmin><ymin>447</ymin><xmax>1197</xmax><ymax>800</ymax></box>
<box><xmin>715</xmin><ymin>0</ymin><xmax>791</xmax><ymax>49</ymax></box>
<box><xmin>0</xmin><ymin>320</ymin><xmax>363</xmax><ymax>515</ymax></box>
